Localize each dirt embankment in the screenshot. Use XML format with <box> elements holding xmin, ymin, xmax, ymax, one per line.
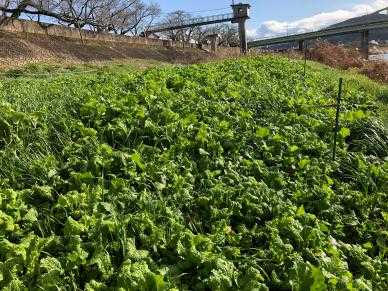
<box><xmin>0</xmin><ymin>31</ymin><xmax>236</xmax><ymax>69</ymax></box>
<box><xmin>307</xmin><ymin>42</ymin><xmax>388</xmax><ymax>84</ymax></box>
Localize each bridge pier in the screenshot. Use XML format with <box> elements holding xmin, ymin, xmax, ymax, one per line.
<box><xmin>207</xmin><ymin>34</ymin><xmax>220</xmax><ymax>52</ymax></box>
<box><xmin>298</xmin><ymin>40</ymin><xmax>305</xmax><ymax>51</ymax></box>
<box><xmin>361</xmin><ymin>30</ymin><xmax>369</xmax><ymax>59</ymax></box>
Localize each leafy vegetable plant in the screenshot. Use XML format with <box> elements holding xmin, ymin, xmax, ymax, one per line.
<box><xmin>0</xmin><ymin>56</ymin><xmax>387</xmax><ymax>290</ymax></box>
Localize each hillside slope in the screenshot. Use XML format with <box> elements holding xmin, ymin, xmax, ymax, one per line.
<box><xmin>0</xmin><ymin>31</ymin><xmax>215</xmax><ymax>69</ymax></box>
<box><xmin>0</xmin><ymin>57</ymin><xmax>387</xmax><ymax>290</ymax></box>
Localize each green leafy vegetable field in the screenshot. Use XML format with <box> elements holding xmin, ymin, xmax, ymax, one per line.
<box><xmin>0</xmin><ymin>56</ymin><xmax>387</xmax><ymax>290</ymax></box>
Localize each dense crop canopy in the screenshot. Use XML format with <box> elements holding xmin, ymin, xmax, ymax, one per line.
<box><xmin>0</xmin><ymin>56</ymin><xmax>387</xmax><ymax>290</ymax></box>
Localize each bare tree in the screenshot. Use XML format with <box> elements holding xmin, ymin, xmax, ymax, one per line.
<box><xmin>0</xmin><ymin>0</ymin><xmax>11</xmax><ymax>19</ymax></box>
<box><xmin>105</xmin><ymin>1</ymin><xmax>160</xmax><ymax>36</ymax></box>
<box><xmin>128</xmin><ymin>2</ymin><xmax>160</xmax><ymax>36</ymax></box>
<box><xmin>0</xmin><ymin>0</ymin><xmax>160</xmax><ymax>35</ymax></box>
<box><xmin>191</xmin><ymin>26</ymin><xmax>208</xmax><ymax>45</ymax></box>
<box><xmin>87</xmin><ymin>0</ymin><xmax>138</xmax><ymax>31</ymax></box>
<box><xmin>211</xmin><ymin>24</ymin><xmax>239</xmax><ymax>47</ymax></box>
<box><xmin>0</xmin><ymin>1</ymin><xmax>92</xmax><ymax>27</ymax></box>
<box><xmin>159</xmin><ymin>10</ymin><xmax>196</xmax><ymax>42</ymax></box>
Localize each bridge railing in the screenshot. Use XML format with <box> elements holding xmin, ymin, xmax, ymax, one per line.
<box><xmin>258</xmin><ymin>28</ymin><xmax>315</xmax><ymax>41</ymax></box>
<box><xmin>148</xmin><ymin>13</ymin><xmax>234</xmax><ymax>32</ymax></box>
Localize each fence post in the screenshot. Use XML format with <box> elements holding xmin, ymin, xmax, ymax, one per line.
<box><xmin>333</xmin><ymin>78</ymin><xmax>343</xmax><ymax>161</ymax></box>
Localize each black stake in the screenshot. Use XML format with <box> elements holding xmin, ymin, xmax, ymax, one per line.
<box><xmin>333</xmin><ymin>78</ymin><xmax>343</xmax><ymax>161</ymax></box>
<box><xmin>303</xmin><ymin>41</ymin><xmax>308</xmax><ymax>78</ymax></box>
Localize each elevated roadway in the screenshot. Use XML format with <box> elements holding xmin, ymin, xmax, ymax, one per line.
<box><xmin>248</xmin><ymin>18</ymin><xmax>388</xmax><ymax>56</ymax></box>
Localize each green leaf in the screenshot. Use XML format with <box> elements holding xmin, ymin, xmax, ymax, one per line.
<box><xmin>64</xmin><ymin>217</ymin><xmax>86</xmax><ymax>236</ymax></box>
<box><xmin>196</xmin><ymin>125</ymin><xmax>208</xmax><ymax>143</ymax></box>
<box><xmin>89</xmin><ymin>248</ymin><xmax>113</xmax><ymax>280</ymax></box>
<box><xmin>289</xmin><ymin>145</ymin><xmax>299</xmax><ymax>152</ymax></box>
<box><xmin>148</xmin><ymin>274</ymin><xmax>167</xmax><ymax>291</ymax></box>
<box><xmin>339</xmin><ymin>127</ymin><xmax>351</xmax><ymax>138</ymax></box>
<box><xmin>353</xmin><ymin>110</ymin><xmax>366</xmax><ymax>120</ymax></box>
<box><xmin>296</xmin><ymin>205</ymin><xmax>305</xmax><ymax>216</ymax></box>
<box><xmin>298</xmin><ymin>159</ymin><xmax>310</xmax><ymax>169</ymax></box>
<box><xmin>310</xmin><ymin>266</ymin><xmax>327</xmax><ymax>291</ymax></box>
<box><xmin>24</xmin><ymin>208</ymin><xmax>38</xmax><ymax>222</ymax></box>
<box><xmin>199</xmin><ymin>148</ymin><xmax>210</xmax><ymax>156</ymax></box>
<box><xmin>131</xmin><ymin>151</ymin><xmax>145</xmax><ymax>170</ymax></box>
<box><xmin>362</xmin><ymin>242</ymin><xmax>373</xmax><ymax>250</ymax></box>
<box><xmin>256</xmin><ymin>127</ymin><xmax>270</xmax><ymax>138</ymax></box>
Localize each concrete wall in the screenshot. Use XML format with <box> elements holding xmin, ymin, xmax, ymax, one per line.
<box><xmin>0</xmin><ymin>18</ymin><xmax>195</xmax><ymax>48</ymax></box>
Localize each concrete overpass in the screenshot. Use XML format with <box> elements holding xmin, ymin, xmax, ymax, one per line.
<box><xmin>248</xmin><ymin>10</ymin><xmax>388</xmax><ymax>57</ymax></box>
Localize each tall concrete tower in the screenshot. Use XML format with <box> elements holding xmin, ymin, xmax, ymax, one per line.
<box><xmin>231</xmin><ymin>3</ymin><xmax>251</xmax><ymax>54</ymax></box>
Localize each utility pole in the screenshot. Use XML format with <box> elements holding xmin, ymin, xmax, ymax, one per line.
<box><xmin>231</xmin><ymin>3</ymin><xmax>251</xmax><ymax>54</ymax></box>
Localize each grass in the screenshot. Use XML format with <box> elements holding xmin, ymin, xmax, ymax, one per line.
<box><xmin>0</xmin><ymin>58</ymin><xmax>168</xmax><ymax>79</ymax></box>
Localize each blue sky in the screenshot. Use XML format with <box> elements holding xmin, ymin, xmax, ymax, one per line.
<box><xmin>154</xmin><ymin>0</ymin><xmax>388</xmax><ymax>38</ymax></box>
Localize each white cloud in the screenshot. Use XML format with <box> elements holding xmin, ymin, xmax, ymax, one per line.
<box><xmin>253</xmin><ymin>0</ymin><xmax>388</xmax><ymax>39</ymax></box>
<box><xmin>246</xmin><ymin>28</ymin><xmax>259</xmax><ymax>39</ymax></box>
